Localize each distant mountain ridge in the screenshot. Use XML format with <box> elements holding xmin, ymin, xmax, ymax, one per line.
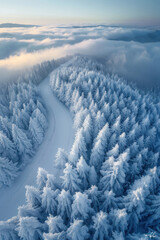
<box><xmin>0</xmin><ymin>23</ymin><xmax>38</xmax><ymax>28</ymax></box>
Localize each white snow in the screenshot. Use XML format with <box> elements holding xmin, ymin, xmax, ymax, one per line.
<box><xmin>0</xmin><ymin>71</ymin><xmax>74</xmax><ymax>220</ymax></box>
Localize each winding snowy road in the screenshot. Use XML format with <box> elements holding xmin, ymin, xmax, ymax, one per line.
<box><xmin>0</xmin><ymin>71</ymin><xmax>74</xmax><ymax>220</ymax></box>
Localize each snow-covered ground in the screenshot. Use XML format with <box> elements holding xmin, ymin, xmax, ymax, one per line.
<box><xmin>0</xmin><ymin>72</ymin><xmax>74</xmax><ymax>221</ymax></box>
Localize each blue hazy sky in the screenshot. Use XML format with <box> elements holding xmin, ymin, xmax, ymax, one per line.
<box><xmin>0</xmin><ymin>0</ymin><xmax>160</xmax><ymax>26</ymax></box>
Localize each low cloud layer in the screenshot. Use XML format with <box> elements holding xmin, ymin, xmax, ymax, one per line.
<box><xmin>0</xmin><ymin>24</ymin><xmax>160</xmax><ymax>88</ymax></box>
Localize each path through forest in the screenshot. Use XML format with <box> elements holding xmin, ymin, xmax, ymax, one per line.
<box><xmin>0</xmin><ymin>67</ymin><xmax>74</xmax><ymax>220</ymax></box>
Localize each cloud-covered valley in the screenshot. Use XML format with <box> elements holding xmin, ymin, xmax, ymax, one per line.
<box><xmin>0</xmin><ymin>23</ymin><xmax>160</xmax><ymax>88</ymax></box>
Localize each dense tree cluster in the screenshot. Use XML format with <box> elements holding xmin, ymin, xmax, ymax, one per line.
<box><xmin>20</xmin><ymin>56</ymin><xmax>71</xmax><ymax>85</ymax></box>
<box><xmin>1</xmin><ymin>56</ymin><xmax>160</xmax><ymax>239</ymax></box>
<box><xmin>0</xmin><ymin>81</ymin><xmax>47</xmax><ymax>187</ymax></box>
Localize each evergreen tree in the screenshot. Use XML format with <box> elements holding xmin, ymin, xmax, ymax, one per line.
<box><xmin>46</xmin><ymin>215</ymin><xmax>66</xmax><ymax>234</ymax></box>
<box><xmin>36</xmin><ymin>167</ymin><xmax>48</xmax><ymax>191</ymax></box>
<box><xmin>124</xmin><ymin>175</ymin><xmax>152</xmax><ymax>232</ymax></box>
<box><xmin>94</xmin><ymin>111</ymin><xmax>106</xmax><ymax>138</ymax></box>
<box><xmin>102</xmin><ymin>103</ymin><xmax>110</xmax><ymax>120</ymax></box>
<box><xmin>86</xmin><ymin>185</ymin><xmax>100</xmax><ymax>212</ymax></box>
<box><xmin>46</xmin><ymin>173</ymin><xmax>60</xmax><ymax>191</ymax></box>
<box><xmin>118</xmin><ymin>132</ymin><xmax>127</xmax><ymax>152</ymax></box>
<box><xmin>0</xmin><ymin>157</ymin><xmax>18</xmax><ymax>187</ymax></box>
<box><xmin>0</xmin><ymin>131</ymin><xmax>18</xmax><ymax>162</ymax></box>
<box><xmin>18</xmin><ymin>204</ymin><xmax>41</xmax><ymax>220</ymax></box>
<box><xmin>110</xmin><ymin>208</ymin><xmax>128</xmax><ymax>234</ymax></box>
<box><xmin>89</xmin><ymin>166</ymin><xmax>98</xmax><ymax>186</ymax></box>
<box><xmin>69</xmin><ymin>128</ymin><xmax>87</xmax><ymax>166</ymax></box>
<box><xmin>55</xmin><ymin>148</ymin><xmax>68</xmax><ymax>169</ymax></box>
<box><xmin>112</xmin><ymin>116</ymin><xmax>121</xmax><ymax>135</ymax></box>
<box><xmin>0</xmin><ymin>217</ymin><xmax>18</xmax><ymax>240</ymax></box>
<box><xmin>71</xmin><ymin>192</ymin><xmax>93</xmax><ymax>220</ymax></box>
<box><xmin>12</xmin><ymin>124</ymin><xmax>33</xmax><ymax>159</ymax></box>
<box><xmin>76</xmin><ymin>156</ymin><xmax>90</xmax><ymax>190</ymax></box>
<box><xmin>29</xmin><ymin>117</ymin><xmax>44</xmax><ymax>147</ymax></box>
<box><xmin>25</xmin><ymin>185</ymin><xmax>41</xmax><ymax>208</ymax></box>
<box><xmin>61</xmin><ymin>163</ymin><xmax>81</xmax><ymax>194</ymax></box>
<box><xmin>57</xmin><ymin>189</ymin><xmax>72</xmax><ymax>222</ymax></box>
<box><xmin>130</xmin><ymin>142</ymin><xmax>139</xmax><ymax>159</ymax></box>
<box><xmin>32</xmin><ymin>108</ymin><xmax>48</xmax><ymax>131</ymax></box>
<box><xmin>0</xmin><ymin>116</ymin><xmax>12</xmax><ymax>139</ymax></box>
<box><xmin>37</xmin><ymin>100</ymin><xmax>47</xmax><ymax>116</ymax></box>
<box><xmin>122</xmin><ymin>117</ymin><xmax>130</xmax><ymax>133</ymax></box>
<box><xmin>74</xmin><ymin>108</ymin><xmax>87</xmax><ymax>130</ymax></box>
<box><xmin>101</xmin><ymin>190</ymin><xmax>119</xmax><ymax>213</ymax></box>
<box><xmin>42</xmin><ymin>187</ymin><xmax>59</xmax><ymax>215</ymax></box>
<box><xmin>67</xmin><ymin>219</ymin><xmax>90</xmax><ymax>240</ymax></box>
<box><xmin>100</xmin><ymin>151</ymin><xmax>129</xmax><ymax>195</ymax></box>
<box><xmin>107</xmin><ymin>143</ymin><xmax>119</xmax><ymax>158</ymax></box>
<box><xmin>145</xmin><ymin>193</ymin><xmax>160</xmax><ymax>228</ymax></box>
<box><xmin>90</xmin><ymin>123</ymin><xmax>110</xmax><ymax>171</ymax></box>
<box><xmin>130</xmin><ymin>153</ymin><xmax>143</xmax><ymax>179</ymax></box>
<box><xmin>17</xmin><ymin>216</ymin><xmax>45</xmax><ymax>240</ymax></box>
<box><xmin>15</xmin><ymin>110</ymin><xmax>26</xmax><ymax>130</ymax></box>
<box><xmin>92</xmin><ymin>211</ymin><xmax>109</xmax><ymax>240</ymax></box>
<box><xmin>20</xmin><ymin>108</ymin><xmax>30</xmax><ymax>129</ymax></box>
<box><xmin>148</xmin><ymin>166</ymin><xmax>160</xmax><ymax>194</ymax></box>
<box><xmin>108</xmin><ymin>133</ymin><xmax>117</xmax><ymax>151</ymax></box>
<box><xmin>83</xmin><ymin>113</ymin><xmax>93</xmax><ymax>145</ymax></box>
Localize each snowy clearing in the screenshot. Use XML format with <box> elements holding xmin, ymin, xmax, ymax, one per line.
<box><xmin>0</xmin><ymin>71</ymin><xmax>74</xmax><ymax>221</ymax></box>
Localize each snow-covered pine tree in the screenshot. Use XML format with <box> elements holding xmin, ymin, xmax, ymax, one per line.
<box><xmin>71</xmin><ymin>192</ymin><xmax>93</xmax><ymax>221</ymax></box>
<box><xmin>69</xmin><ymin>128</ymin><xmax>87</xmax><ymax>166</ymax></box>
<box><xmin>0</xmin><ymin>217</ymin><xmax>18</xmax><ymax>240</ymax></box>
<box><xmin>42</xmin><ymin>187</ymin><xmax>59</xmax><ymax>215</ymax></box>
<box><xmin>94</xmin><ymin>111</ymin><xmax>106</xmax><ymax>138</ymax></box>
<box><xmin>82</xmin><ymin>113</ymin><xmax>93</xmax><ymax>145</ymax></box>
<box><xmin>90</xmin><ymin>123</ymin><xmax>110</xmax><ymax>171</ymax></box>
<box><xmin>101</xmin><ymin>190</ymin><xmax>119</xmax><ymax>213</ymax></box>
<box><xmin>29</xmin><ymin>117</ymin><xmax>44</xmax><ymax>147</ymax></box>
<box><xmin>92</xmin><ymin>211</ymin><xmax>109</xmax><ymax>240</ymax></box>
<box><xmin>88</xmin><ymin>165</ymin><xmax>98</xmax><ymax>186</ymax></box>
<box><xmin>32</xmin><ymin>108</ymin><xmax>48</xmax><ymax>132</ymax></box>
<box><xmin>0</xmin><ymin>157</ymin><xmax>18</xmax><ymax>187</ymax></box>
<box><xmin>67</xmin><ymin>219</ymin><xmax>90</xmax><ymax>240</ymax></box>
<box><xmin>0</xmin><ymin>131</ymin><xmax>18</xmax><ymax>163</ymax></box>
<box><xmin>45</xmin><ymin>215</ymin><xmax>66</xmax><ymax>234</ymax></box>
<box><xmin>55</xmin><ymin>148</ymin><xmax>68</xmax><ymax>169</ymax></box>
<box><xmin>36</xmin><ymin>167</ymin><xmax>48</xmax><ymax>191</ymax></box>
<box><xmin>124</xmin><ymin>174</ymin><xmax>152</xmax><ymax>232</ymax></box>
<box><xmin>57</xmin><ymin>189</ymin><xmax>72</xmax><ymax>223</ymax></box>
<box><xmin>17</xmin><ymin>216</ymin><xmax>45</xmax><ymax>240</ymax></box>
<box><xmin>61</xmin><ymin>163</ymin><xmax>82</xmax><ymax>194</ymax></box>
<box><xmin>12</xmin><ymin>124</ymin><xmax>33</xmax><ymax>160</ymax></box>
<box><xmin>0</xmin><ymin>116</ymin><xmax>12</xmax><ymax>139</ymax></box>
<box><xmin>76</xmin><ymin>156</ymin><xmax>90</xmax><ymax>190</ymax></box>
<box><xmin>100</xmin><ymin>151</ymin><xmax>129</xmax><ymax>195</ymax></box>
<box><xmin>86</xmin><ymin>185</ymin><xmax>100</xmax><ymax>212</ymax></box>
<box><xmin>110</xmin><ymin>208</ymin><xmax>128</xmax><ymax>234</ymax></box>
<box><xmin>25</xmin><ymin>185</ymin><xmax>41</xmax><ymax>208</ymax></box>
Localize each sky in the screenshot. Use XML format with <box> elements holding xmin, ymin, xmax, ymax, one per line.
<box><xmin>0</xmin><ymin>0</ymin><xmax>160</xmax><ymax>26</ymax></box>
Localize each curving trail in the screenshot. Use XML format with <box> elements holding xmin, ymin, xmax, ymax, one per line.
<box><xmin>0</xmin><ymin>71</ymin><xmax>74</xmax><ymax>221</ymax></box>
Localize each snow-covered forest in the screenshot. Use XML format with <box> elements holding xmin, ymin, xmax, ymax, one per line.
<box><xmin>1</xmin><ymin>56</ymin><xmax>160</xmax><ymax>239</ymax></box>
<box><xmin>0</xmin><ymin>79</ymin><xmax>48</xmax><ymax>188</ymax></box>
<box><xmin>20</xmin><ymin>56</ymin><xmax>71</xmax><ymax>85</ymax></box>
<box><xmin>0</xmin><ymin>57</ymin><xmax>71</xmax><ymax>189</ymax></box>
